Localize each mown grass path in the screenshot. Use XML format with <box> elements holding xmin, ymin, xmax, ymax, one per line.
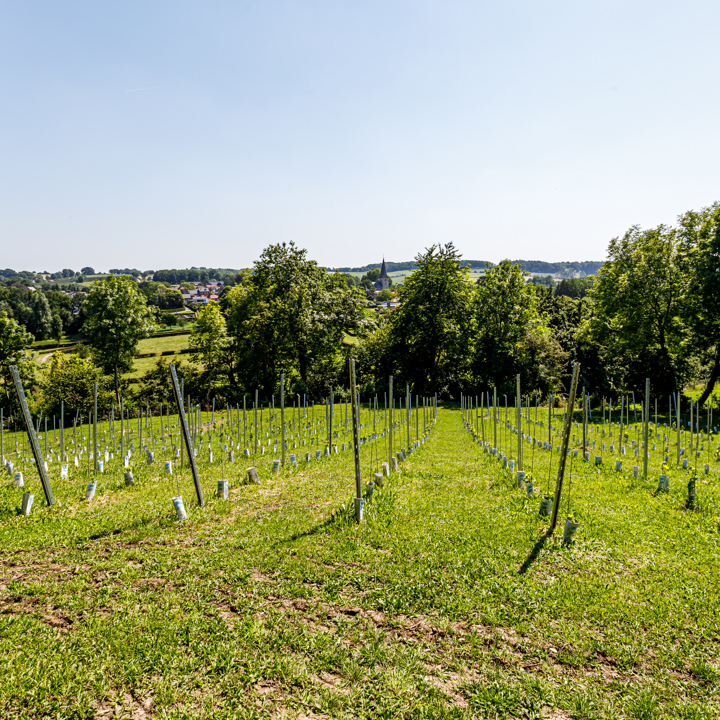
<box><xmin>0</xmin><ymin>409</ymin><xmax>718</xmax><ymax>718</ymax></box>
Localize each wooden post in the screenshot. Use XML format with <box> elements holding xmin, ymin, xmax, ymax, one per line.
<box><xmin>549</xmin><ymin>363</ymin><xmax>580</xmax><ymax>534</ymax></box>
<box><xmin>170</xmin><ymin>364</ymin><xmax>204</xmax><ymax>507</ymax></box>
<box><xmin>10</xmin><ymin>365</ymin><xmax>55</xmax><ymax>506</ymax></box>
<box><xmin>676</xmin><ymin>393</ymin><xmax>681</xmax><ymax>465</ymax></box>
<box><xmin>350</xmin><ymin>359</ymin><xmax>362</xmax><ymax>521</ymax></box>
<box><xmin>516</xmin><ymin>375</ymin><xmax>522</xmax><ymax>470</ymax></box>
<box><xmin>582</xmin><ymin>387</ymin><xmax>587</xmax><ymax>452</ymax></box>
<box><xmin>254</xmin><ymin>390</ymin><xmax>258</xmax><ymax>456</ymax></box>
<box><xmin>388</xmin><ymin>375</ymin><xmax>394</xmax><ymax>465</ymax></box>
<box><xmin>493</xmin><ymin>387</ymin><xmax>497</xmax><ymax>449</ymax></box>
<box><xmin>406</xmin><ymin>384</ymin><xmax>410</xmax><ymax>451</ymax></box>
<box><xmin>93</xmin><ymin>381</ymin><xmax>98</xmax><ymax>470</ymax></box>
<box><xmin>281</xmin><ymin>373</ymin><xmax>286</xmax><ymax>466</ymax></box>
<box><xmin>643</xmin><ymin>378</ymin><xmax>650</xmax><ymax>482</ymax></box>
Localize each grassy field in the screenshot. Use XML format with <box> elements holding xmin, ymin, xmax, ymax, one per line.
<box><xmin>125</xmin><ymin>334</ymin><xmax>192</xmax><ymax>379</ymax></box>
<box><xmin>0</xmin><ymin>407</ymin><xmax>719</xmax><ymax>718</ymax></box>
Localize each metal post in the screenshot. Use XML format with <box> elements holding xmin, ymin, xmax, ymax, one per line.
<box><xmin>280</xmin><ymin>373</ymin><xmax>286</xmax><ymax>466</ymax></box>
<box><xmin>549</xmin><ymin>363</ymin><xmax>581</xmax><ymax>534</ymax></box>
<box><xmin>516</xmin><ymin>374</ymin><xmax>522</xmax><ymax>470</ymax></box>
<box><xmin>406</xmin><ymin>384</ymin><xmax>410</xmax><ymax>451</ymax></box>
<box><xmin>93</xmin><ymin>381</ymin><xmax>98</xmax><ymax>470</ymax></box>
<box><xmin>170</xmin><ymin>364</ymin><xmax>204</xmax><ymax>506</ymax></box>
<box><xmin>493</xmin><ymin>387</ymin><xmax>497</xmax><ymax>449</ymax></box>
<box><xmin>350</xmin><ymin>359</ymin><xmax>362</xmax><ymax>521</ymax></box>
<box><xmin>677</xmin><ymin>393</ymin><xmax>681</xmax><ymax>465</ymax></box>
<box><xmin>389</xmin><ymin>375</ymin><xmax>394</xmax><ymax>466</ymax></box>
<box><xmin>643</xmin><ymin>378</ymin><xmax>650</xmax><ymax>482</ymax></box>
<box><xmin>10</xmin><ymin>365</ymin><xmax>55</xmax><ymax>506</ymax></box>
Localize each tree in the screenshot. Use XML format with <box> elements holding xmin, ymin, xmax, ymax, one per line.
<box><xmin>377</xmin><ymin>288</ymin><xmax>393</xmax><ymax>302</ymax></box>
<box><xmin>40</xmin><ymin>352</ymin><xmax>112</xmax><ymax>416</ymax></box>
<box><xmin>677</xmin><ymin>202</ymin><xmax>720</xmax><ymax>406</ymax></box>
<box><xmin>582</xmin><ymin>224</ymin><xmax>690</xmax><ymax>396</ymax></box>
<box><xmin>0</xmin><ymin>311</ymin><xmax>35</xmax><ymax>415</ymax></box>
<box><xmin>382</xmin><ymin>243</ymin><xmax>472</xmax><ymax>395</ymax></box>
<box><xmin>25</xmin><ymin>292</ymin><xmax>54</xmax><ymax>340</ymax></box>
<box><xmin>83</xmin><ymin>276</ymin><xmax>156</xmax><ymax>404</ymax></box>
<box><xmin>133</xmin><ymin>357</ymin><xmax>196</xmax><ymax>409</ymax></box>
<box><xmin>472</xmin><ymin>260</ymin><xmax>560</xmax><ymax>395</ymax></box>
<box><xmin>189</xmin><ymin>302</ymin><xmax>230</xmax><ymax>404</ymax></box>
<box><xmin>555</xmin><ymin>277</ymin><xmax>594</xmax><ymax>299</ymax></box>
<box><xmin>224</xmin><ymin>242</ymin><xmax>367</xmax><ymax>396</ymax></box>
<box><xmin>81</xmin><ymin>267</ymin><xmax>95</xmax><ymax>275</ymax></box>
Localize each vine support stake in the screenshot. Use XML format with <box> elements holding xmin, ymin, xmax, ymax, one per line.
<box><xmin>643</xmin><ymin>377</ymin><xmax>650</xmax><ymax>483</ymax></box>
<box><xmin>350</xmin><ymin>358</ymin><xmax>362</xmax><ymax>522</ymax></box>
<box><xmin>549</xmin><ymin>362</ymin><xmax>580</xmax><ymax>535</ymax></box>
<box><xmin>169</xmin><ymin>363</ymin><xmax>204</xmax><ymax>507</ymax></box>
<box><xmin>10</xmin><ymin>365</ymin><xmax>55</xmax><ymax>506</ymax></box>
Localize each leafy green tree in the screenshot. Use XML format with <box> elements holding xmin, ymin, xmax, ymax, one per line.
<box><xmin>133</xmin><ymin>357</ymin><xmax>197</xmax><ymax>409</ymax></box>
<box><xmin>377</xmin><ymin>288</ymin><xmax>393</xmax><ymax>302</ymax></box>
<box><xmin>83</xmin><ymin>276</ymin><xmax>157</xmax><ymax>404</ymax></box>
<box><xmin>23</xmin><ymin>292</ymin><xmax>54</xmax><ymax>340</ymax></box>
<box><xmin>555</xmin><ymin>277</ymin><xmax>594</xmax><ymax>299</ymax></box>
<box><xmin>382</xmin><ymin>243</ymin><xmax>472</xmax><ymax>395</ymax></box>
<box><xmin>81</xmin><ymin>267</ymin><xmax>95</xmax><ymax>275</ymax></box>
<box><xmin>0</xmin><ymin>311</ymin><xmax>35</xmax><ymax>415</ymax></box>
<box><xmin>583</xmin><ymin>224</ymin><xmax>689</xmax><ymax>396</ymax></box>
<box><xmin>472</xmin><ymin>260</ymin><xmax>560</xmax><ymax>394</ymax></box>
<box><xmin>225</xmin><ymin>242</ymin><xmax>366</xmax><ymax>396</ymax></box>
<box><xmin>40</xmin><ymin>352</ymin><xmax>112</xmax><ymax>416</ymax></box>
<box><xmin>677</xmin><ymin>202</ymin><xmax>720</xmax><ymax>405</ymax></box>
<box><xmin>189</xmin><ymin>302</ymin><xmax>230</xmax><ymax>404</ymax></box>
<box><xmin>529</xmin><ymin>274</ymin><xmax>554</xmax><ymax>288</ymax></box>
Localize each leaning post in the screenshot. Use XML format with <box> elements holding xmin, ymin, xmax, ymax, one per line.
<box><xmin>169</xmin><ymin>364</ymin><xmax>204</xmax><ymax>507</ymax></box>
<box><xmin>549</xmin><ymin>363</ymin><xmax>581</xmax><ymax>535</ymax></box>
<box><xmin>350</xmin><ymin>359</ymin><xmax>363</xmax><ymax>521</ymax></box>
<box><xmin>10</xmin><ymin>365</ymin><xmax>55</xmax><ymax>506</ymax></box>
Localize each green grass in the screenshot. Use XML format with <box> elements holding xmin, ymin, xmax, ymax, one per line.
<box><xmin>123</xmin><ymin>334</ymin><xmax>192</xmax><ymax>379</ymax></box>
<box><xmin>0</xmin><ymin>407</ymin><xmax>719</xmax><ymax>718</ymax></box>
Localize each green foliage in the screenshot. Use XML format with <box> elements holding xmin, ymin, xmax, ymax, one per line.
<box><xmin>224</xmin><ymin>242</ymin><xmax>367</xmax><ymax>397</ymax></box>
<box><xmin>40</xmin><ymin>352</ymin><xmax>113</xmax><ymax>416</ymax></box>
<box><xmin>0</xmin><ymin>311</ymin><xmax>35</xmax><ymax>415</ymax></box>
<box><xmin>383</xmin><ymin>243</ymin><xmax>472</xmax><ymax>395</ymax></box>
<box><xmin>132</xmin><ymin>357</ymin><xmax>192</xmax><ymax>408</ymax></box>
<box><xmin>583</xmin><ymin>224</ymin><xmax>689</xmax><ymax>395</ymax></box>
<box><xmin>528</xmin><ymin>274</ymin><xmax>554</xmax><ymax>287</ymax></box>
<box><xmin>554</xmin><ymin>276</ymin><xmax>593</xmax><ymax>298</ymax></box>
<box><xmin>83</xmin><ymin>276</ymin><xmax>157</xmax><ymax>403</ymax></box>
<box><xmin>376</xmin><ymin>288</ymin><xmax>393</xmax><ymax>302</ymax></box>
<box><xmin>473</xmin><ymin>260</ymin><xmax>563</xmax><ymax>395</ymax></box>
<box><xmin>189</xmin><ymin>302</ymin><xmax>230</xmax><ymax>402</ymax></box>
<box><xmin>677</xmin><ymin>202</ymin><xmax>720</xmax><ymax>405</ymax></box>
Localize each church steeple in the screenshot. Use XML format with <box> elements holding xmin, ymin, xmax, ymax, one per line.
<box><xmin>374</xmin><ymin>258</ymin><xmax>390</xmax><ymax>291</ymax></box>
<box><xmin>379</xmin><ymin>257</ymin><xmax>388</xmax><ymax>280</ymax></box>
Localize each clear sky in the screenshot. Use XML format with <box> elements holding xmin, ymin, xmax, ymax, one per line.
<box><xmin>2</xmin><ymin>1</ymin><xmax>719</xmax><ymax>272</ymax></box>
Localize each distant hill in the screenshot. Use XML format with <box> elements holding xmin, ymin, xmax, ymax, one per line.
<box><xmin>333</xmin><ymin>259</ymin><xmax>605</xmax><ymax>275</ymax></box>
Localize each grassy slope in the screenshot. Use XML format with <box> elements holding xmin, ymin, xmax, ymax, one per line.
<box><xmin>0</xmin><ymin>409</ymin><xmax>719</xmax><ymax>718</ymax></box>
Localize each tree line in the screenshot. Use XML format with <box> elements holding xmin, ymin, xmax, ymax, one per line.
<box><xmin>1</xmin><ymin>202</ymin><xmax>718</xmax><ymax>420</ymax></box>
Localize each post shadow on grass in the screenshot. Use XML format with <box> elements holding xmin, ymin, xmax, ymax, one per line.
<box><xmin>518</xmin><ymin>534</ymin><xmax>549</xmax><ymax>575</ymax></box>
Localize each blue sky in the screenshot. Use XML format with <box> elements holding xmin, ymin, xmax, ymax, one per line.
<box><xmin>2</xmin><ymin>1</ymin><xmax>719</xmax><ymax>271</ymax></box>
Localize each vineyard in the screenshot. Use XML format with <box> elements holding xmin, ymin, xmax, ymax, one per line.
<box><xmin>0</xmin><ymin>367</ymin><xmax>719</xmax><ymax>719</ymax></box>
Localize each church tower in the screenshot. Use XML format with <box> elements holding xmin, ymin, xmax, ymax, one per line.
<box><xmin>375</xmin><ymin>258</ymin><xmax>390</xmax><ymax>291</ymax></box>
